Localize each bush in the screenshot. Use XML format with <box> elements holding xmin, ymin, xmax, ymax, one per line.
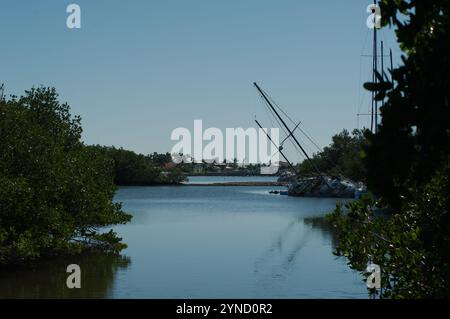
<box><xmin>297</xmin><ymin>129</ymin><xmax>368</xmax><ymax>182</ymax></box>
<box><xmin>89</xmin><ymin>146</ymin><xmax>187</xmax><ymax>186</ymax></box>
<box><xmin>0</xmin><ymin>86</ymin><xmax>131</xmax><ymax>265</ymax></box>
<box><xmin>327</xmin><ymin>157</ymin><xmax>450</xmax><ymax>298</ymax></box>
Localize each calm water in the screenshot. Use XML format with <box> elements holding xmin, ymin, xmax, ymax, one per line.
<box><xmin>0</xmin><ymin>177</ymin><xmax>367</xmax><ymax>298</ymax></box>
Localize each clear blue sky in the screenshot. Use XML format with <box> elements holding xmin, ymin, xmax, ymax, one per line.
<box><xmin>0</xmin><ymin>0</ymin><xmax>401</xmax><ymax>162</ymax></box>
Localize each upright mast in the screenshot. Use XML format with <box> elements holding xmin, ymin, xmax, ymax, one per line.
<box><xmin>372</xmin><ymin>0</ymin><xmax>379</xmax><ymax>133</ymax></box>
<box><xmin>381</xmin><ymin>41</ymin><xmax>385</xmax><ymax>80</ymax></box>
<box><xmin>380</xmin><ymin>40</ymin><xmax>385</xmax><ymax>132</ymax></box>
<box><xmin>390</xmin><ymin>48</ymin><xmax>394</xmax><ymax>86</ymax></box>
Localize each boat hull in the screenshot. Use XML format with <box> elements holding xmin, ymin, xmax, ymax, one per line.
<box><xmin>288</xmin><ymin>176</ymin><xmax>360</xmax><ymax>199</ymax></box>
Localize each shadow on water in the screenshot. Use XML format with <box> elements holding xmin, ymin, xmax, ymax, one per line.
<box><xmin>254</xmin><ymin>216</ymin><xmax>309</xmax><ymax>276</ymax></box>
<box><xmin>253</xmin><ymin>214</ymin><xmax>342</xmax><ymax>293</ymax></box>
<box><xmin>303</xmin><ymin>216</ymin><xmax>339</xmax><ymax>250</ymax></box>
<box><xmin>0</xmin><ymin>252</ymin><xmax>130</xmax><ymax>299</ymax></box>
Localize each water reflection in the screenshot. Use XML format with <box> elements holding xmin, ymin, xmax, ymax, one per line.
<box><xmin>252</xmin><ymin>212</ymin><xmax>352</xmax><ymax>297</ymax></box>
<box><xmin>111</xmin><ymin>185</ymin><xmax>364</xmax><ymax>298</ymax></box>
<box><xmin>0</xmin><ymin>252</ymin><xmax>130</xmax><ymax>299</ymax></box>
<box><xmin>303</xmin><ymin>216</ymin><xmax>340</xmax><ymax>249</ymax></box>
<box><xmin>0</xmin><ymin>183</ymin><xmax>365</xmax><ymax>298</ymax></box>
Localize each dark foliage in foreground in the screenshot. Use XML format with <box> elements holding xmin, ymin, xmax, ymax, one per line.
<box><xmin>0</xmin><ymin>87</ymin><xmax>132</xmax><ymax>265</ymax></box>
<box><xmin>328</xmin><ymin>0</ymin><xmax>450</xmax><ymax>298</ymax></box>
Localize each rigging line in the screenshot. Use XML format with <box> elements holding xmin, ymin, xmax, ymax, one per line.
<box><xmin>255</xmin><ymin>120</ymin><xmax>298</xmax><ymax>174</ymax></box>
<box><xmin>297</xmin><ymin>126</ymin><xmax>346</xmax><ymax>177</ymax></box>
<box><xmin>286</xmin><ymin>115</ymin><xmax>324</xmax><ymax>153</ymax></box>
<box><xmin>255</xmin><ymin>85</ymin><xmax>327</xmax><ymax>172</ymax></box>
<box><xmin>257</xmin><ymin>85</ymin><xmax>347</xmax><ymax>176</ymax></box>
<box><xmin>266</xmin><ymin>100</ymin><xmax>306</xmax><ymax>160</ymax></box>
<box><xmin>261</xmin><ymin>87</ymin><xmax>324</xmax><ymax>154</ymax></box>
<box><xmin>262</xmin><ymin>96</ymin><xmax>288</xmax><ymax>136</ymax></box>
<box><xmin>293</xmin><ymin>131</ymin><xmax>346</xmax><ymax>178</ymax></box>
<box><xmin>357</xmin><ymin>55</ymin><xmax>363</xmax><ymax>129</ymax></box>
<box><xmin>268</xmin><ymin>94</ymin><xmax>298</xmax><ymax>128</ymax></box>
<box><xmin>263</xmin><ymin>86</ymin><xmax>327</xmax><ymax>153</ymax></box>
<box><xmin>259</xmin><ymin>95</ymin><xmax>306</xmax><ymax>162</ymax></box>
<box><xmin>255</xmin><ymin>88</ymin><xmax>344</xmax><ymax>180</ymax></box>
<box><xmin>290</xmin><ymin>121</ymin><xmax>322</xmax><ymax>155</ymax></box>
<box><xmin>283</xmin><ymin>114</ymin><xmax>347</xmax><ymax>176</ymax></box>
<box><xmin>356</xmin><ymin>28</ymin><xmax>370</xmax><ymax>129</ymax></box>
<box><xmin>358</xmin><ymin>29</ymin><xmax>370</xmax><ymax>128</ymax></box>
<box><xmin>258</xmin><ymin>89</ymin><xmax>277</xmax><ymax>132</ymax></box>
<box><xmin>253</xmin><ymin>85</ymin><xmax>328</xmax><ymax>159</ymax></box>
<box><xmin>261</xmin><ymin>95</ymin><xmax>291</xmax><ymax>140</ymax></box>
<box><xmin>358</xmin><ymin>28</ymin><xmax>370</xmax><ymax>130</ymax></box>
<box><xmin>257</xmin><ymin>86</ymin><xmax>299</xmax><ymax>129</ymax></box>
<box><xmin>296</xmin><ymin>125</ymin><xmax>323</xmax><ymax>152</ymax></box>
<box><xmin>264</xmin><ymin>99</ymin><xmax>275</xmax><ymax>128</ymax></box>
<box><xmin>359</xmin><ymin>27</ymin><xmax>378</xmax><ymax>130</ymax></box>
<box><xmin>256</xmin><ymin>87</ymin><xmax>298</xmax><ymax>143</ymax></box>
<box><xmin>280</xmin><ymin>121</ymin><xmax>302</xmax><ymax>146</ymax></box>
<box><xmin>361</xmin><ymin>54</ymin><xmax>391</xmax><ymax>57</ymax></box>
<box><xmin>271</xmin><ymin>110</ymin><xmax>307</xmax><ymax>160</ymax></box>
<box><xmin>358</xmin><ymin>69</ymin><xmax>373</xmax><ymax>129</ymax></box>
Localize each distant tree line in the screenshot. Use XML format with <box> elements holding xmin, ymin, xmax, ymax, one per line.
<box><xmin>0</xmin><ymin>85</ymin><xmax>187</xmax><ymax>266</ymax></box>
<box><xmin>177</xmin><ymin>159</ymin><xmax>268</xmax><ymax>176</ymax></box>
<box><xmin>88</xmin><ymin>147</ymin><xmax>186</xmax><ymax>186</ymax></box>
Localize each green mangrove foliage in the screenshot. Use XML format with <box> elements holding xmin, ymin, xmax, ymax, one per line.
<box><xmin>297</xmin><ymin>129</ymin><xmax>368</xmax><ymax>182</ymax></box>
<box><xmin>0</xmin><ymin>87</ymin><xmax>132</xmax><ymax>265</ymax></box>
<box><xmin>327</xmin><ymin>0</ymin><xmax>450</xmax><ymax>298</ymax></box>
<box><xmin>88</xmin><ymin>147</ymin><xmax>187</xmax><ymax>186</ymax></box>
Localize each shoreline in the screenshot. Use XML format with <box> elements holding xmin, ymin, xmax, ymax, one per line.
<box><xmin>183</xmin><ymin>182</ymin><xmax>288</xmax><ymax>187</ymax></box>
<box><xmin>116</xmin><ymin>182</ymin><xmax>288</xmax><ymax>187</ymax></box>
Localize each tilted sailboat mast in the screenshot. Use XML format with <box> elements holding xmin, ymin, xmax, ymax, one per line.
<box><xmin>254</xmin><ymin>119</ymin><xmax>298</xmax><ymax>174</ymax></box>
<box><xmin>253</xmin><ymin>82</ymin><xmax>323</xmax><ymax>177</ymax></box>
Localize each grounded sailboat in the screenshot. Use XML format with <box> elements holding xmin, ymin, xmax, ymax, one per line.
<box><xmin>253</xmin><ymin>82</ymin><xmax>364</xmax><ymax>199</ymax></box>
